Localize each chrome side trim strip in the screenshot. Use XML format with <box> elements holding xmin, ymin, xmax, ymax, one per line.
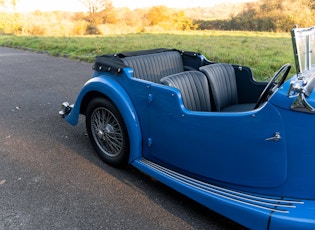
<box><xmin>138</xmin><ymin>159</ymin><xmax>304</xmax><ymax>214</ymax></box>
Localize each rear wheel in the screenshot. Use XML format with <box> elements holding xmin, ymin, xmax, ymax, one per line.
<box><xmin>86</xmin><ymin>98</ymin><xmax>130</xmax><ymax>168</ymax></box>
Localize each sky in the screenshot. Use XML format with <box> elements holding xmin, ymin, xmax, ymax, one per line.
<box><xmin>15</xmin><ymin>0</ymin><xmax>253</xmax><ymax>12</ymax></box>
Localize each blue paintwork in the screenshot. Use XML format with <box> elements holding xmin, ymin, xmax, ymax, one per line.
<box><xmin>62</xmin><ymin>54</ymin><xmax>315</xmax><ymax>229</ymax></box>
<box><xmin>66</xmin><ymin>69</ymin><xmax>143</xmax><ymax>162</ymax></box>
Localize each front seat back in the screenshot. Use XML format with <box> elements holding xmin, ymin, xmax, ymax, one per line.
<box><xmin>200</xmin><ymin>63</ymin><xmax>238</xmax><ymax>111</ymax></box>
<box><xmin>161</xmin><ymin>71</ymin><xmax>211</xmax><ymax>112</ymax></box>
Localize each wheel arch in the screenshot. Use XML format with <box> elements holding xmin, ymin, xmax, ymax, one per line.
<box><xmin>80</xmin><ymin>90</ymin><xmax>107</xmax><ymax>115</ymax></box>
<box><xmin>68</xmin><ymin>77</ymin><xmax>142</xmax><ymax>163</ymax></box>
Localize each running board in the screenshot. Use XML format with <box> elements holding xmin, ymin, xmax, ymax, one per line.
<box><xmin>133</xmin><ymin>158</ymin><xmax>304</xmax><ymax>214</ymax></box>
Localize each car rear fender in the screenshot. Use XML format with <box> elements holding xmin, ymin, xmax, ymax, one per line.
<box><xmin>66</xmin><ymin>76</ymin><xmax>142</xmax><ymax>163</ymax></box>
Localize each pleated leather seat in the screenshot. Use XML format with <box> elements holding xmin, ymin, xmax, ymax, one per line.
<box><xmin>121</xmin><ymin>51</ymin><xmax>184</xmax><ymax>83</ymax></box>
<box><xmin>200</xmin><ymin>63</ymin><xmax>254</xmax><ymax>112</ymax></box>
<box><xmin>161</xmin><ymin>71</ymin><xmax>211</xmax><ymax>112</ymax></box>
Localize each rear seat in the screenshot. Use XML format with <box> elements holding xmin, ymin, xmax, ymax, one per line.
<box><xmin>121</xmin><ymin>51</ymin><xmax>184</xmax><ymax>83</ymax></box>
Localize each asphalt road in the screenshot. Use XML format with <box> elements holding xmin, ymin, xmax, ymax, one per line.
<box><xmin>0</xmin><ymin>46</ymin><xmax>244</xmax><ymax>230</ymax></box>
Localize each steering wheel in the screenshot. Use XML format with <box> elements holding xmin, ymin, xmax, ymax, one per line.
<box><xmin>254</xmin><ymin>63</ymin><xmax>291</xmax><ymax>109</ymax></box>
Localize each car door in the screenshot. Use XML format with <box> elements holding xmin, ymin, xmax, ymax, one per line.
<box><xmin>146</xmin><ymin>86</ymin><xmax>287</xmax><ymax>188</ymax></box>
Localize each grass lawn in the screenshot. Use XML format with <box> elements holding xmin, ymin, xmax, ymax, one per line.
<box><xmin>0</xmin><ymin>30</ymin><xmax>295</xmax><ymax>81</ymax></box>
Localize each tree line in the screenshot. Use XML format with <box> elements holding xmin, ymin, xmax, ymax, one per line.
<box><xmin>0</xmin><ymin>0</ymin><xmax>195</xmax><ymax>35</ymax></box>
<box><xmin>0</xmin><ymin>0</ymin><xmax>315</xmax><ymax>35</ymax></box>
<box><xmin>196</xmin><ymin>0</ymin><xmax>315</xmax><ymax>32</ymax></box>
<box><xmin>72</xmin><ymin>4</ymin><xmax>196</xmax><ymax>34</ymax></box>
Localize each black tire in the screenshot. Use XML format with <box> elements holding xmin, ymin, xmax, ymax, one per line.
<box><xmin>86</xmin><ymin>97</ymin><xmax>130</xmax><ymax>168</ymax></box>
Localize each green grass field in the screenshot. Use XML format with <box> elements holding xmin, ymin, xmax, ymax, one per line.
<box><xmin>0</xmin><ymin>31</ymin><xmax>295</xmax><ymax>81</ymax></box>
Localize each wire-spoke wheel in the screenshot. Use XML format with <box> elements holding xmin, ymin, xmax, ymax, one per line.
<box><xmin>86</xmin><ymin>98</ymin><xmax>129</xmax><ymax>168</ymax></box>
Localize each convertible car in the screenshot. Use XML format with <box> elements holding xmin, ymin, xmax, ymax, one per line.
<box><xmin>60</xmin><ymin>26</ymin><xmax>315</xmax><ymax>229</ymax></box>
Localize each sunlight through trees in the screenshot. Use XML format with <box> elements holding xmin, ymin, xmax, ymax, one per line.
<box><xmin>0</xmin><ymin>0</ymin><xmax>314</xmax><ymax>35</ymax></box>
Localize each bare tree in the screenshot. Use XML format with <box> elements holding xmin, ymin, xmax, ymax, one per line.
<box><xmin>0</xmin><ymin>0</ymin><xmax>18</xmax><ymax>10</ymax></box>
<box><xmin>80</xmin><ymin>0</ymin><xmax>111</xmax><ymax>14</ymax></box>
<box><xmin>80</xmin><ymin>0</ymin><xmax>112</xmax><ymax>25</ymax></box>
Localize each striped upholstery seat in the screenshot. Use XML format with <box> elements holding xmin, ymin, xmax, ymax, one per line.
<box><xmin>121</xmin><ymin>51</ymin><xmax>184</xmax><ymax>83</ymax></box>
<box><xmin>161</xmin><ymin>71</ymin><xmax>211</xmax><ymax>112</ymax></box>
<box><xmin>200</xmin><ymin>63</ymin><xmax>254</xmax><ymax>112</ymax></box>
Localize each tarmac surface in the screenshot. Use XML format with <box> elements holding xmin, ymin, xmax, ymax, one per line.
<box><xmin>0</xmin><ymin>46</ymin><xmax>244</xmax><ymax>229</ymax></box>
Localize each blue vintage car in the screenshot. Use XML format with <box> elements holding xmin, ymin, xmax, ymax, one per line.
<box><xmin>60</xmin><ymin>26</ymin><xmax>315</xmax><ymax>229</ymax></box>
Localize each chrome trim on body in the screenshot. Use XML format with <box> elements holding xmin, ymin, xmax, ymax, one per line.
<box><xmin>290</xmin><ymin>26</ymin><xmax>315</xmax><ymax>113</ymax></box>
<box><xmin>287</xmin><ymin>72</ymin><xmax>315</xmax><ymax>114</ymax></box>
<box><xmin>265</xmin><ymin>132</ymin><xmax>282</xmax><ymax>141</ymax></box>
<box><xmin>291</xmin><ymin>92</ymin><xmax>315</xmax><ymax>113</ymax></box>
<box><xmin>138</xmin><ymin>158</ymin><xmax>304</xmax><ymax>214</ymax></box>
<box><xmin>59</xmin><ymin>102</ymin><xmax>73</xmax><ymax>118</ymax></box>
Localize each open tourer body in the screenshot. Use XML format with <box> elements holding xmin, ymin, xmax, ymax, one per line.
<box><xmin>60</xmin><ymin>26</ymin><xmax>315</xmax><ymax>229</ymax></box>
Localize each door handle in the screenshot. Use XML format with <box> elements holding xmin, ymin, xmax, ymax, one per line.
<box><xmin>265</xmin><ymin>132</ymin><xmax>281</xmax><ymax>141</ymax></box>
